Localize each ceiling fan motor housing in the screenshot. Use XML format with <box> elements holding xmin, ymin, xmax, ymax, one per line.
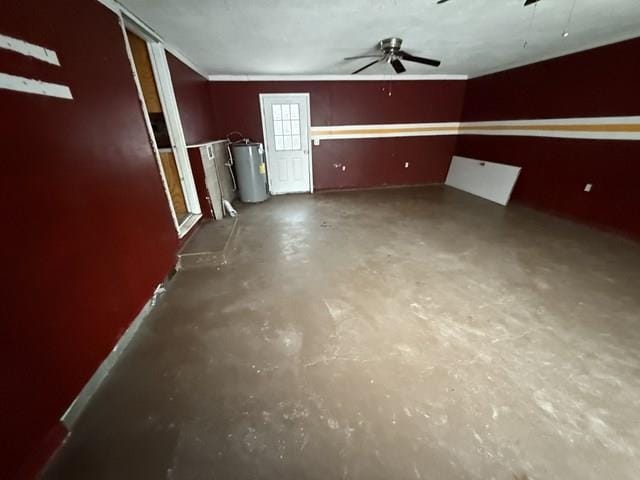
<box><xmin>379</xmin><ymin>37</ymin><xmax>403</xmax><ymax>55</ymax></box>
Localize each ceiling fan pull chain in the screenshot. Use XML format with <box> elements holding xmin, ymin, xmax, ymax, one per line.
<box><xmin>523</xmin><ymin>1</ymin><xmax>538</xmax><ymax>48</ymax></box>
<box><xmin>562</xmin><ymin>0</ymin><xmax>578</xmax><ymax>38</ymax></box>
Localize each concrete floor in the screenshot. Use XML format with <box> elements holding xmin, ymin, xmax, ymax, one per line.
<box><xmin>44</xmin><ymin>186</ymin><xmax>640</xmax><ymax>480</ymax></box>
<box><xmin>180</xmin><ymin>218</ymin><xmax>237</xmax><ymax>256</ymax></box>
<box><xmin>178</xmin><ymin>217</ymin><xmax>237</xmax><ymax>269</ymax></box>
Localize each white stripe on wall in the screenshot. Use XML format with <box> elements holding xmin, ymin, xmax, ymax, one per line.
<box><xmin>311</xmin><ymin>122</ymin><xmax>460</xmax><ymax>140</ymax></box>
<box><xmin>0</xmin><ymin>33</ymin><xmax>60</xmax><ymax>66</ymax></box>
<box><xmin>0</xmin><ymin>72</ymin><xmax>73</xmax><ymax>99</ymax></box>
<box><xmin>457</xmin><ymin>128</ymin><xmax>640</xmax><ymax>141</ymax></box>
<box><xmin>310</xmin><ymin>116</ymin><xmax>640</xmax><ymax>142</ymax></box>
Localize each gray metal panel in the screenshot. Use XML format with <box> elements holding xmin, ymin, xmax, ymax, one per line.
<box><xmin>231</xmin><ymin>144</ymin><xmax>269</xmax><ymax>203</ymax></box>
<box><xmin>212</xmin><ymin>141</ymin><xmax>237</xmax><ymax>202</ymax></box>
<box><xmin>199</xmin><ymin>145</ymin><xmax>224</xmax><ymax>220</ymax></box>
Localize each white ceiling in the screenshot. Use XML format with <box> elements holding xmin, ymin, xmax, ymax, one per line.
<box><xmin>118</xmin><ymin>0</ymin><xmax>640</xmax><ymax>78</ymax></box>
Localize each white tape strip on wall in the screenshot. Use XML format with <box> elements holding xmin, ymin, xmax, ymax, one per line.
<box><xmin>0</xmin><ymin>72</ymin><xmax>73</xmax><ymax>99</ymax></box>
<box><xmin>0</xmin><ymin>33</ymin><xmax>60</xmax><ymax>66</ymax></box>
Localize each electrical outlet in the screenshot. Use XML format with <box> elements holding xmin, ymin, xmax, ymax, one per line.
<box><xmin>313</xmin><ymin>138</ymin><xmax>320</xmax><ymax>146</ymax></box>
<box><xmin>404</xmin><ymin>162</ymin><xmax>409</xmax><ymax>168</ymax></box>
<box><xmin>584</xmin><ymin>183</ymin><xmax>592</xmax><ymax>192</ymax></box>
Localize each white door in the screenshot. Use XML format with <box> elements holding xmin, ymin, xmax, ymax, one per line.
<box><xmin>260</xmin><ymin>94</ymin><xmax>312</xmax><ymax>194</ymax></box>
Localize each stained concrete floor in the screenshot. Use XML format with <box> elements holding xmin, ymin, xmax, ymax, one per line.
<box><xmin>44</xmin><ymin>186</ymin><xmax>640</xmax><ymax>480</ymax></box>
<box><xmin>178</xmin><ymin>217</ymin><xmax>237</xmax><ymax>269</ymax></box>
<box><xmin>180</xmin><ymin>217</ymin><xmax>237</xmax><ymax>256</ymax></box>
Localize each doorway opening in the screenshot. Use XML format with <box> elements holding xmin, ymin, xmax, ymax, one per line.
<box><xmin>122</xmin><ymin>20</ymin><xmax>201</xmax><ymax>237</ymax></box>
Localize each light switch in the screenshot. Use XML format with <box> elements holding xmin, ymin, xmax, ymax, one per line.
<box><xmin>584</xmin><ymin>183</ymin><xmax>592</xmax><ymax>192</ymax></box>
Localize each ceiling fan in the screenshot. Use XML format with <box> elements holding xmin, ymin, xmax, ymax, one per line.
<box><xmin>437</xmin><ymin>0</ymin><xmax>541</xmax><ymax>5</ymax></box>
<box><xmin>345</xmin><ymin>37</ymin><xmax>441</xmax><ymax>75</ymax></box>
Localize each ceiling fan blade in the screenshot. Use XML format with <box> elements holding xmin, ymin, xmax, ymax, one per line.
<box><xmin>399</xmin><ymin>52</ymin><xmax>441</xmax><ymax>67</ymax></box>
<box><xmin>437</xmin><ymin>0</ymin><xmax>451</xmax><ymax>3</ymax></box>
<box><xmin>344</xmin><ymin>55</ymin><xmax>383</xmax><ymax>60</ymax></box>
<box><xmin>352</xmin><ymin>59</ymin><xmax>381</xmax><ymax>74</ymax></box>
<box><xmin>390</xmin><ymin>58</ymin><xmax>406</xmax><ymax>74</ymax></box>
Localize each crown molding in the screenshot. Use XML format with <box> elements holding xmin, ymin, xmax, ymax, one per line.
<box><xmin>96</xmin><ymin>0</ymin><xmax>209</xmax><ymax>79</ymax></box>
<box><xmin>207</xmin><ymin>74</ymin><xmax>468</xmax><ymax>82</ymax></box>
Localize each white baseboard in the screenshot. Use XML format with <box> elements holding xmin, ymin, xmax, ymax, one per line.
<box><xmin>60</xmin><ymin>285</ymin><xmax>163</xmax><ymax>429</ymax></box>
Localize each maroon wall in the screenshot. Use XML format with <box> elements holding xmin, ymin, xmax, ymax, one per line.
<box><xmin>208</xmin><ymin>80</ymin><xmax>465</xmax><ymax>190</ymax></box>
<box><xmin>461</xmin><ymin>37</ymin><xmax>640</xmax><ymax>121</ymax></box>
<box><xmin>0</xmin><ymin>1</ymin><xmax>180</xmax><ymax>477</ymax></box>
<box><xmin>168</xmin><ymin>52</ymin><xmax>217</xmax><ymax>145</ymax></box>
<box><xmin>456</xmin><ymin>37</ymin><xmax>640</xmax><ymax>239</ymax></box>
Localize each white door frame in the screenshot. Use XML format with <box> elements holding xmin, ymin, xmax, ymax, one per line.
<box><xmin>119</xmin><ymin>13</ymin><xmax>201</xmax><ymax>238</ymax></box>
<box><xmin>259</xmin><ymin>93</ymin><xmax>313</xmax><ymax>194</ymax></box>
<box><xmin>148</xmin><ymin>44</ymin><xmax>201</xmax><ymax>214</ymax></box>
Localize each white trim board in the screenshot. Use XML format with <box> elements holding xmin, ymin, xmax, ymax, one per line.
<box><xmin>313</xmin><ymin>121</ymin><xmax>462</xmax><ymax>130</ymax></box>
<box><xmin>309</xmin><ymin>116</ymin><xmax>640</xmax><ymax>142</ymax></box>
<box><xmin>209</xmin><ymin>74</ymin><xmax>467</xmax><ymax>82</ymax></box>
<box><xmin>118</xmin><ymin>16</ymin><xmax>180</xmax><ymax>232</ymax></box>
<box><xmin>457</xmin><ymin>115</ymin><xmax>640</xmax><ymax>141</ymax></box>
<box><xmin>178</xmin><ymin>213</ymin><xmax>202</xmax><ymax>239</ymax></box>
<box><xmin>61</xmin><ymin>286</ymin><xmax>163</xmax><ymax>428</ymax></box>
<box><xmin>147</xmin><ymin>42</ymin><xmax>202</xmax><ymax>216</ymax></box>
<box><xmin>95</xmin><ymin>0</ymin><xmax>120</xmax><ymax>14</ymax></box>
<box><xmin>311</xmin><ymin>122</ymin><xmax>460</xmax><ymax>140</ymax></box>
<box><xmin>186</xmin><ymin>139</ymin><xmax>229</xmax><ymax>149</ymax></box>
<box><xmin>0</xmin><ymin>72</ymin><xmax>72</xmax><ymax>99</ymax></box>
<box><xmin>96</xmin><ymin>0</ymin><xmax>209</xmax><ymax>79</ymax></box>
<box><xmin>0</xmin><ymin>33</ymin><xmax>60</xmax><ymax>65</ymax></box>
<box><xmin>164</xmin><ymin>45</ymin><xmax>209</xmax><ymax>80</ymax></box>
<box><xmin>458</xmin><ymin>129</ymin><xmax>640</xmax><ymax>141</ymax></box>
<box><xmin>119</xmin><ymin>15</ymin><xmax>201</xmax><ymax>238</ymax></box>
<box><xmin>446</xmin><ymin>156</ymin><xmax>521</xmax><ymax>206</ymax></box>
